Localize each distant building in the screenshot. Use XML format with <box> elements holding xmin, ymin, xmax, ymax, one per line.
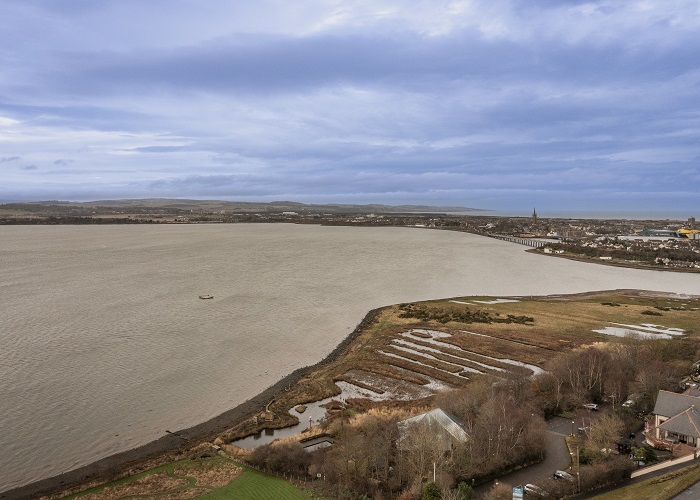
<box><xmin>532</xmin><ymin>207</ymin><xmax>538</xmax><ymax>225</ymax></box>
<box><xmin>639</xmin><ymin>229</ymin><xmax>680</xmax><ymax>237</ymax></box>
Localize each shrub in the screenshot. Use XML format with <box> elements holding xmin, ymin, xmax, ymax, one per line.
<box><xmin>248</xmin><ymin>442</ymin><xmax>310</xmax><ymax>477</ymax></box>
<box><xmin>456</xmin><ymin>481</ymin><xmax>475</xmax><ymax>500</ymax></box>
<box><xmin>578</xmin><ymin>455</ymin><xmax>634</xmax><ymax>492</ymax></box>
<box><xmin>422</xmin><ymin>482</ymin><xmax>441</xmax><ymax>500</ymax></box>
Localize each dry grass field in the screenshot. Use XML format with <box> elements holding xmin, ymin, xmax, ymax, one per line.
<box><xmin>274</xmin><ymin>291</ymin><xmax>699</xmax><ymax>413</ymax></box>
<box><xmin>76</xmin><ymin>473</ymin><xmax>189</xmax><ymax>500</ymax></box>
<box><xmin>62</xmin><ymin>455</ymin><xmax>314</xmax><ymax>500</ymax></box>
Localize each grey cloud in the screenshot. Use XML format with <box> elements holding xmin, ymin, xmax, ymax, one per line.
<box><xmin>123</xmin><ymin>145</ymin><xmax>193</xmax><ymax>153</ymax></box>
<box><xmin>0</xmin><ymin>101</ymin><xmax>159</xmax><ymax>133</ymax></box>
<box><xmin>34</xmin><ymin>21</ymin><xmax>697</xmax><ymax>103</ymax></box>
<box><xmin>1</xmin><ymin>1</ymin><xmax>699</xmax><ymax>213</ymax></box>
<box><xmin>148</xmin><ymin>173</ymin><xmax>282</xmax><ymax>197</ymax></box>
<box><xmin>21</xmin><ymin>165</ymin><xmax>38</xmax><ymax>170</ymax></box>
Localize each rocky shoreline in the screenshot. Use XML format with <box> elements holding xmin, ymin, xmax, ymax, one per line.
<box><xmin>1</xmin><ymin>308</ymin><xmax>383</xmax><ymax>500</ymax></box>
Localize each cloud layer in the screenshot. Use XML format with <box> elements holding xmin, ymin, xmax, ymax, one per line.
<box><xmin>1</xmin><ymin>0</ymin><xmax>699</xmax><ymax>212</ymax></box>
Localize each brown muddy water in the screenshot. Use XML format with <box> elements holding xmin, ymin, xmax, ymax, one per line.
<box><xmin>1</xmin><ymin>223</ymin><xmax>699</xmax><ymax>492</ymax></box>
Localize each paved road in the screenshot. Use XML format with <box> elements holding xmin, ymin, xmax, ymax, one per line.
<box><xmin>475</xmin><ymin>417</ymin><xmax>574</xmax><ymax>496</ymax></box>
<box><xmin>672</xmin><ymin>478</ymin><xmax>700</xmax><ymax>499</ymax></box>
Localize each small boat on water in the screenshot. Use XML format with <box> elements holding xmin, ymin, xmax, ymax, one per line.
<box><xmin>199</xmin><ymin>294</ymin><xmax>214</xmax><ymax>299</ymax></box>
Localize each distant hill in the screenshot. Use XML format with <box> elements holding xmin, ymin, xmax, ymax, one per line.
<box><xmin>11</xmin><ymin>198</ymin><xmax>483</xmax><ymax>214</ymax></box>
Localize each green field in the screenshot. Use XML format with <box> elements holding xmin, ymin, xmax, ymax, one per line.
<box><xmin>199</xmin><ymin>468</ymin><xmax>314</xmax><ymax>500</ymax></box>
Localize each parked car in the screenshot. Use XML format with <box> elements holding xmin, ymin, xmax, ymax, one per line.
<box><xmin>578</xmin><ymin>426</ymin><xmax>590</xmax><ymax>434</ymax></box>
<box><xmin>582</xmin><ymin>403</ymin><xmax>599</xmax><ymax>411</ymax></box>
<box><xmin>622</xmin><ymin>399</ymin><xmax>635</xmax><ymax>408</ymax></box>
<box><xmin>524</xmin><ymin>483</ymin><xmax>548</xmax><ymax>496</ymax></box>
<box><xmin>553</xmin><ymin>470</ymin><xmax>575</xmax><ymax>482</ymax></box>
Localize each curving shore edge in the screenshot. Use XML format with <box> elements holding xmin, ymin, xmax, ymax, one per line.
<box><xmin>526</xmin><ymin>248</ymin><xmax>700</xmax><ymax>274</ymax></box>
<box><xmin>4</xmin><ymin>288</ymin><xmax>695</xmax><ymax>499</ymax></box>
<box><xmin>1</xmin><ymin>308</ymin><xmax>383</xmax><ymax>500</ymax></box>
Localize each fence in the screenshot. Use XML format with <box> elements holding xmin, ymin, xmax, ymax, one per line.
<box><xmin>630</xmin><ymin>450</ymin><xmax>699</xmax><ymax>478</ymax></box>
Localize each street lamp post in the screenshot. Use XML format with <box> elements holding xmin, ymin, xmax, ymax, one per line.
<box><xmin>571</xmin><ymin>420</ymin><xmax>575</xmax><ymax>436</ymax></box>
<box><xmin>576</xmin><ymin>444</ymin><xmax>581</xmax><ymax>493</ymax></box>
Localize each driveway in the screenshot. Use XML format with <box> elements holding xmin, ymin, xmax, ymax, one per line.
<box><xmin>475</xmin><ymin>417</ymin><xmax>574</xmax><ymax>496</ymax></box>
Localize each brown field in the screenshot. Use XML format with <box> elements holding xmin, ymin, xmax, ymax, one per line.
<box><xmin>64</xmin><ymin>457</ymin><xmax>246</xmax><ymax>500</ymax></box>
<box><xmin>77</xmin><ymin>473</ymin><xmax>188</xmax><ymax>500</ymax></box>
<box><xmin>172</xmin><ymin>461</ymin><xmax>242</xmax><ymax>487</ymax></box>
<box><xmin>262</xmin><ymin>290</ymin><xmax>699</xmax><ymax>425</ymax></box>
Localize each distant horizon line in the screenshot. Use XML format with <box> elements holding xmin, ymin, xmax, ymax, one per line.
<box><xmin>0</xmin><ymin>197</ymin><xmax>696</xmax><ymax>220</ymax></box>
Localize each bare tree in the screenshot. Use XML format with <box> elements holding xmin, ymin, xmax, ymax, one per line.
<box><xmin>633</xmin><ymin>357</ymin><xmax>680</xmax><ymax>411</ymax></box>
<box><xmin>546</xmin><ymin>347</ymin><xmax>611</xmax><ymax>407</ymax></box>
<box><xmin>399</xmin><ymin>421</ymin><xmax>454</xmax><ymax>489</ymax></box>
<box><xmin>586</xmin><ymin>412</ymin><xmax>625</xmax><ymax>459</ymax></box>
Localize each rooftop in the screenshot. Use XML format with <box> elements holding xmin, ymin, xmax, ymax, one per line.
<box><xmin>658</xmin><ymin>406</ymin><xmax>700</xmax><ymax>439</ymax></box>
<box><xmin>399</xmin><ymin>408</ymin><xmax>469</xmax><ymax>444</ymax></box>
<box><xmin>653</xmin><ymin>390</ymin><xmax>700</xmax><ymax>418</ymax></box>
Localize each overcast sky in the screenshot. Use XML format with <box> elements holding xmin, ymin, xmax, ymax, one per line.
<box><xmin>1</xmin><ymin>1</ymin><xmax>699</xmax><ymax>212</ymax></box>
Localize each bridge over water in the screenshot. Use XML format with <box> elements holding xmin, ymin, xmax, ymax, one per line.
<box><xmin>487</xmin><ymin>234</ymin><xmax>549</xmax><ymax>248</ymax></box>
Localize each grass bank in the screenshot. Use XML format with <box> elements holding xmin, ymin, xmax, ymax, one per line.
<box><xmin>64</xmin><ymin>455</ymin><xmax>316</xmax><ymax>500</ymax></box>
<box><xmin>589</xmin><ymin>463</ymin><xmax>700</xmax><ymax>500</ymax></box>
